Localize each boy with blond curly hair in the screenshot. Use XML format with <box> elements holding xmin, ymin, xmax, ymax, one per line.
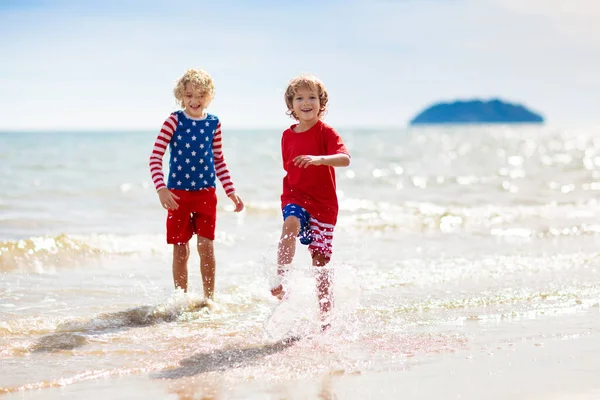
<box><xmin>149</xmin><ymin>68</ymin><xmax>244</xmax><ymax>299</ymax></box>
<box><xmin>271</xmin><ymin>74</ymin><xmax>351</xmax><ymax>328</ymax></box>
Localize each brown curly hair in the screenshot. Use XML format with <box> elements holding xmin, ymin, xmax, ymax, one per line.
<box><xmin>284</xmin><ymin>74</ymin><xmax>329</xmax><ymax>120</ymax></box>
<box><xmin>173</xmin><ymin>68</ymin><xmax>215</xmax><ymax>107</ymax></box>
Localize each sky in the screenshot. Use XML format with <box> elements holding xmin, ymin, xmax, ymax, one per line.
<box><xmin>0</xmin><ymin>0</ymin><xmax>599</xmax><ymax>131</ymax></box>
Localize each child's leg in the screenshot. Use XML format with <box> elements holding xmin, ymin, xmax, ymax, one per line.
<box><xmin>197</xmin><ymin>236</ymin><xmax>216</xmax><ymax>299</ymax></box>
<box><xmin>307</xmin><ymin>218</ymin><xmax>335</xmax><ymax>329</ymax></box>
<box><xmin>277</xmin><ymin>216</ymin><xmax>301</xmax><ymax>266</ymax></box>
<box><xmin>172</xmin><ymin>243</ymin><xmax>190</xmax><ymax>292</ymax></box>
<box><xmin>166</xmin><ymin>189</ymin><xmax>194</xmax><ymax>293</ymax></box>
<box><xmin>312</xmin><ymin>253</ymin><xmax>332</xmax><ymax>315</ymax></box>
<box><xmin>271</xmin><ymin>216</ymin><xmax>301</xmax><ymax>299</ymax></box>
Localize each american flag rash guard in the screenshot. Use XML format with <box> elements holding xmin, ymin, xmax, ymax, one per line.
<box><xmin>149</xmin><ymin>111</ymin><xmax>236</xmax><ymax>195</ymax></box>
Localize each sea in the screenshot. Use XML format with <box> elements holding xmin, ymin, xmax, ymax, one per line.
<box><xmin>1</xmin><ymin>125</ymin><xmax>600</xmax><ymax>399</ymax></box>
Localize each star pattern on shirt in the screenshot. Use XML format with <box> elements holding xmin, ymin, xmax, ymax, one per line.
<box><xmin>168</xmin><ymin>112</ymin><xmax>220</xmax><ymax>191</ymax></box>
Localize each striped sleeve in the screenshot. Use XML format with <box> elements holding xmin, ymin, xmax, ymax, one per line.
<box><xmin>149</xmin><ymin>114</ymin><xmax>178</xmax><ymax>191</ymax></box>
<box><xmin>212</xmin><ymin>121</ymin><xmax>236</xmax><ymax>196</ymax></box>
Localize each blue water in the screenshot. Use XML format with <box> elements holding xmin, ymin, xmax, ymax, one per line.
<box><xmin>2</xmin><ymin>125</ymin><xmax>600</xmax><ymax>398</ymax></box>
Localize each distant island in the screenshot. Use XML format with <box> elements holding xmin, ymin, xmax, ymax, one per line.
<box><xmin>409</xmin><ymin>98</ymin><xmax>544</xmax><ymax>125</ymax></box>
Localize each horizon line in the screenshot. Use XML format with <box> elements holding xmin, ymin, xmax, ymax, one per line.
<box><xmin>3</xmin><ymin>122</ymin><xmax>600</xmax><ymax>134</ymax></box>
<box><xmin>0</xmin><ymin>125</ymin><xmax>411</xmax><ymax>133</ymax></box>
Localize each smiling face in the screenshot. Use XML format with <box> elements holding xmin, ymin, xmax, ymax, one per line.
<box><xmin>173</xmin><ymin>68</ymin><xmax>215</xmax><ymax>118</ymax></box>
<box><xmin>182</xmin><ymin>83</ymin><xmax>209</xmax><ymax>118</ymax></box>
<box><xmin>284</xmin><ymin>74</ymin><xmax>329</xmax><ymax>124</ymax></box>
<box><xmin>291</xmin><ymin>87</ymin><xmax>321</xmax><ymax>125</ymax></box>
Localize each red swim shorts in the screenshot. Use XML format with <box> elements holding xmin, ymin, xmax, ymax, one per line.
<box><xmin>166</xmin><ymin>188</ymin><xmax>217</xmax><ymax>244</ymax></box>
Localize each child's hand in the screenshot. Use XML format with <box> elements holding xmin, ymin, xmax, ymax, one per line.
<box><xmin>158</xmin><ymin>188</ymin><xmax>180</xmax><ymax>210</ymax></box>
<box><xmin>293</xmin><ymin>155</ymin><xmax>324</xmax><ymax>168</ymax></box>
<box><xmin>228</xmin><ymin>193</ymin><xmax>244</xmax><ymax>212</ymax></box>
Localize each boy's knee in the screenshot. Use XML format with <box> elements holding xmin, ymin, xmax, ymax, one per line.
<box><xmin>282</xmin><ymin>216</ymin><xmax>301</xmax><ymax>234</ymax></box>
<box><xmin>197</xmin><ymin>237</ymin><xmax>214</xmax><ymax>254</ymax></box>
<box><xmin>173</xmin><ymin>244</ymin><xmax>190</xmax><ymax>259</ymax></box>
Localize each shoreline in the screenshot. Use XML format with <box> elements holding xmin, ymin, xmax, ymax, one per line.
<box><xmin>3</xmin><ymin>310</ymin><xmax>600</xmax><ymax>399</ymax></box>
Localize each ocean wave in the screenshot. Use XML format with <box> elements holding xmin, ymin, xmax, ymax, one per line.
<box><xmin>0</xmin><ymin>233</ymin><xmax>168</xmax><ymax>273</ymax></box>
<box><xmin>0</xmin><ymin>294</ymin><xmax>213</xmax><ymax>352</ymax></box>
<box><xmin>352</xmin><ymin>283</ymin><xmax>600</xmax><ymax>332</ymax></box>
<box><xmin>336</xmin><ymin>199</ymin><xmax>600</xmax><ymax>238</ymax></box>
<box><xmin>2</xmin><ymin>200</ymin><xmax>600</xmax><ymax>274</ymax></box>
<box><xmin>240</xmin><ymin>198</ymin><xmax>600</xmax><ymax>238</ymax></box>
<box><xmin>0</xmin><ymin>234</ymin><xmax>103</xmax><ymax>272</ymax></box>
<box><xmin>0</xmin><ymin>364</ymin><xmax>171</xmax><ymax>394</ymax></box>
<box><xmin>55</xmin><ymin>296</ymin><xmax>213</xmax><ymax>335</ymax></box>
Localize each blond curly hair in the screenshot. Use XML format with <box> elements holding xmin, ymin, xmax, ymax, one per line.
<box><xmin>173</xmin><ymin>68</ymin><xmax>215</xmax><ymax>107</ymax></box>
<box><xmin>284</xmin><ymin>74</ymin><xmax>329</xmax><ymax>120</ymax></box>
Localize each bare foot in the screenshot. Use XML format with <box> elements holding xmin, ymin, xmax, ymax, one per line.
<box><xmin>270</xmin><ymin>284</ymin><xmax>286</xmax><ymax>300</ymax></box>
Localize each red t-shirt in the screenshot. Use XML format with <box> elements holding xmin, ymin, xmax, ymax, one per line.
<box><xmin>280</xmin><ymin>120</ymin><xmax>349</xmax><ymax>225</ymax></box>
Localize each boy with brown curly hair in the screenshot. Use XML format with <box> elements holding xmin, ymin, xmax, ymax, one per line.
<box><xmin>271</xmin><ymin>74</ymin><xmax>351</xmax><ymax>328</ymax></box>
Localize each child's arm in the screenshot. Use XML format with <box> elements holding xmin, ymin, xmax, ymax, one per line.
<box><xmin>293</xmin><ymin>153</ymin><xmax>351</xmax><ymax>168</ymax></box>
<box><xmin>292</xmin><ymin>125</ymin><xmax>351</xmax><ymax>168</ymax></box>
<box><xmin>149</xmin><ymin>114</ymin><xmax>180</xmax><ymax>210</ymax></box>
<box><xmin>212</xmin><ymin>121</ymin><xmax>244</xmax><ymax>212</ymax></box>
